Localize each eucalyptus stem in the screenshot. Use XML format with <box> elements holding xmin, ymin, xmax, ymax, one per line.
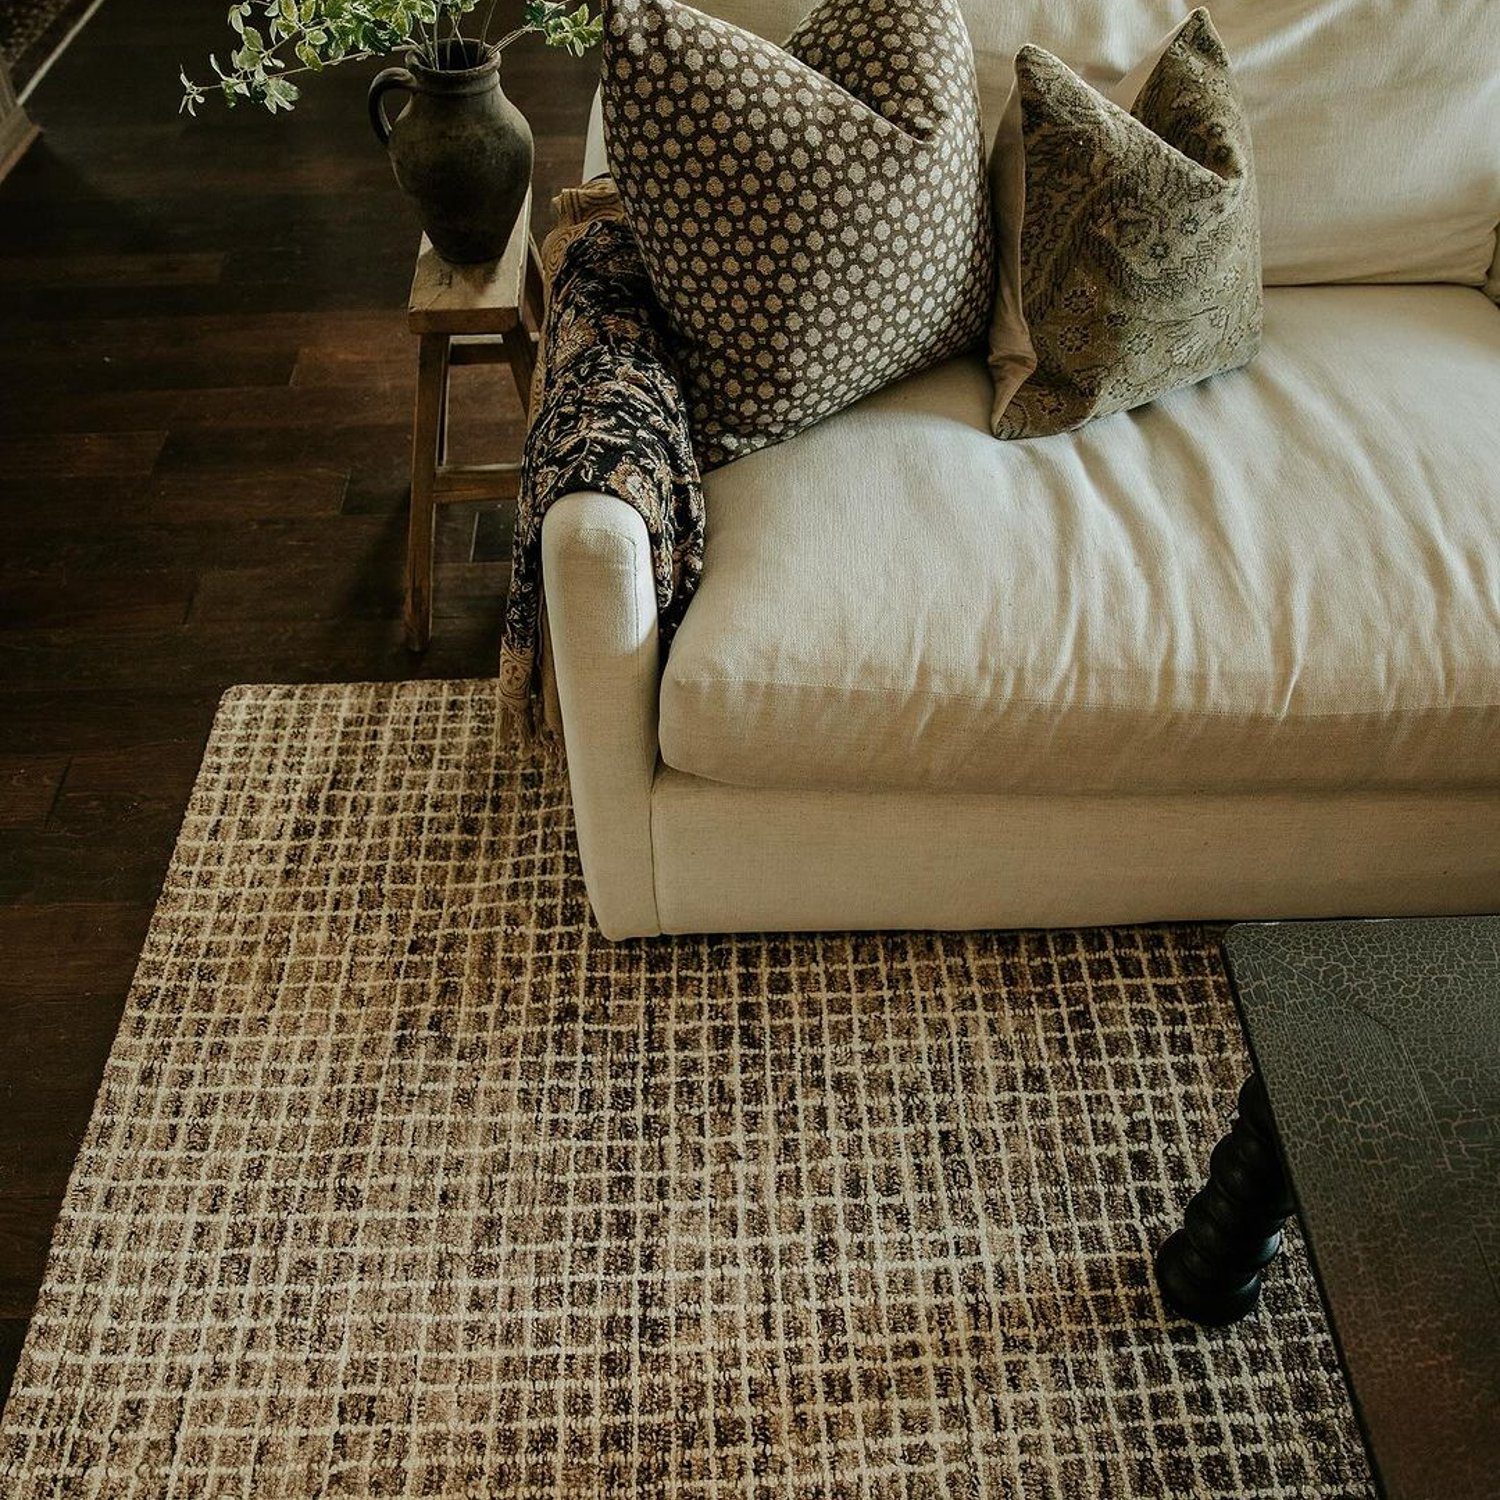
<box><xmin>481</xmin><ymin>0</ymin><xmax>503</xmax><ymax>46</ymax></box>
<box><xmin>181</xmin><ymin>1</ymin><xmax>602</xmax><ymax>114</ymax></box>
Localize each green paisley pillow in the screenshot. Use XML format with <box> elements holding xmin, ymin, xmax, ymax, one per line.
<box><xmin>987</xmin><ymin>8</ymin><xmax>1261</xmax><ymax>440</ymax></box>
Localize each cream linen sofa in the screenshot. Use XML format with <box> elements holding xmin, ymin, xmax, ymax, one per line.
<box><xmin>542</xmin><ymin>0</ymin><xmax>1500</xmax><ymax>939</ymax></box>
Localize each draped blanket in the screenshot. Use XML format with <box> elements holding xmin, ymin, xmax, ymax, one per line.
<box><xmin>500</xmin><ymin>180</ymin><xmax>705</xmax><ymax>741</ymax></box>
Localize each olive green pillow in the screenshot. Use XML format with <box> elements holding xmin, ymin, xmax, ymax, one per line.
<box><xmin>988</xmin><ymin>8</ymin><xmax>1261</xmax><ymax>440</ymax></box>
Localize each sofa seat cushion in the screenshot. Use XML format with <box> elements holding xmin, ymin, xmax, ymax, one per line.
<box><xmin>659</xmin><ymin>286</ymin><xmax>1500</xmax><ymax>797</ymax></box>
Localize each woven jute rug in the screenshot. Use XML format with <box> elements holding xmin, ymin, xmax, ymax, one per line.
<box><xmin>0</xmin><ymin>682</ymin><xmax>1372</xmax><ymax>1498</ymax></box>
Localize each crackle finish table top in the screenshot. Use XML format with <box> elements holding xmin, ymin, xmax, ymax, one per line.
<box><xmin>1225</xmin><ymin>917</ymin><xmax>1500</xmax><ymax>1500</ymax></box>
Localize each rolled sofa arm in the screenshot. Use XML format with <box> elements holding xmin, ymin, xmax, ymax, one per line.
<box><xmin>542</xmin><ymin>490</ymin><xmax>662</xmax><ymax>939</ymax></box>
<box><xmin>583</xmin><ymin>87</ymin><xmax>607</xmax><ymax>182</ymax></box>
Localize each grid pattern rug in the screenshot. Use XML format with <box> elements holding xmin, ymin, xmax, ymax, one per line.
<box><xmin>0</xmin><ymin>681</ymin><xmax>1372</xmax><ymax>1498</ymax></box>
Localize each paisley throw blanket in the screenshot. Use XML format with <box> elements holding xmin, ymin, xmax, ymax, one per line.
<box><xmin>500</xmin><ymin>179</ymin><xmax>704</xmax><ymax>740</ymax></box>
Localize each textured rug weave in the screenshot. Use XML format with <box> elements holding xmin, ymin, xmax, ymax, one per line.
<box><xmin>0</xmin><ymin>681</ymin><xmax>1372</xmax><ymax>1498</ymax></box>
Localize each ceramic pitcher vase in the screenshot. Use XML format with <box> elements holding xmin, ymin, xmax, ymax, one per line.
<box><xmin>369</xmin><ymin>41</ymin><xmax>533</xmax><ymax>265</ymax></box>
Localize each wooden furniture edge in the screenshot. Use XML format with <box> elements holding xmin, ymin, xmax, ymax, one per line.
<box><xmin>407</xmin><ymin>189</ymin><xmax>532</xmax><ymax>335</ymax></box>
<box><xmin>403</xmin><ymin>198</ymin><xmax>543</xmax><ymax>650</ymax></box>
<box><xmin>0</xmin><ymin>54</ymin><xmax>38</xmax><ymax>184</ymax></box>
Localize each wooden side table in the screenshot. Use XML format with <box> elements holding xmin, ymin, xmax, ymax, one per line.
<box><xmin>404</xmin><ymin>190</ymin><xmax>545</xmax><ymax>650</ymax></box>
<box><xmin>1157</xmin><ymin>917</ymin><xmax>1500</xmax><ymax>1499</ymax></box>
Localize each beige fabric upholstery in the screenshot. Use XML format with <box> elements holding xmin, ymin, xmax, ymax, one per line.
<box><xmin>660</xmin><ymin>286</ymin><xmax>1500</xmax><ymax>798</ymax></box>
<box><xmin>555</xmin><ymin>44</ymin><xmax>1500</xmax><ymax>940</ymax></box>
<box><xmin>583</xmin><ymin>88</ymin><xmax>606</xmax><ymax>180</ymax></box>
<box><xmin>676</xmin><ymin>1</ymin><xmax>1500</xmax><ymax>288</ymax></box>
<box><xmin>541</xmin><ymin>493</ymin><xmax>661</xmax><ymax>940</ymax></box>
<box><xmin>650</xmin><ymin>770</ymin><xmax>1500</xmax><ymax>935</ymax></box>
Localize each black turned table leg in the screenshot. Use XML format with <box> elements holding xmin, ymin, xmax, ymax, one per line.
<box><xmin>1155</xmin><ymin>1073</ymin><xmax>1295</xmax><ymax>1325</ymax></box>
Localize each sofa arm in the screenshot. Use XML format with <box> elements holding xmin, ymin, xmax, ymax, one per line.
<box><xmin>583</xmin><ymin>87</ymin><xmax>607</xmax><ymax>181</ymax></box>
<box><xmin>542</xmin><ymin>490</ymin><xmax>662</xmax><ymax>938</ymax></box>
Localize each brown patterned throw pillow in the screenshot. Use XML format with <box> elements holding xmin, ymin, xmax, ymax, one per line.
<box><xmin>988</xmin><ymin>8</ymin><xmax>1261</xmax><ymax>440</ymax></box>
<box><xmin>603</xmin><ymin>0</ymin><xmax>995</xmax><ymax>468</ymax></box>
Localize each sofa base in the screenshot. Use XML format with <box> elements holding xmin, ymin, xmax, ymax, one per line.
<box><xmin>619</xmin><ymin>769</ymin><xmax>1500</xmax><ymax>937</ymax></box>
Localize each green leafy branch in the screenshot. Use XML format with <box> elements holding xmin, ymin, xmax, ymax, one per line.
<box><xmin>181</xmin><ymin>1</ymin><xmax>603</xmax><ymax>116</ymax></box>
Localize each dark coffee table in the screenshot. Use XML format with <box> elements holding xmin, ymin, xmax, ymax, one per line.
<box><xmin>1155</xmin><ymin>916</ymin><xmax>1499</xmax><ymax>1500</ymax></box>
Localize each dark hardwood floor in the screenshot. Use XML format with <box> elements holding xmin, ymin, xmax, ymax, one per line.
<box><xmin>0</xmin><ymin>0</ymin><xmax>597</xmax><ymax>1405</ymax></box>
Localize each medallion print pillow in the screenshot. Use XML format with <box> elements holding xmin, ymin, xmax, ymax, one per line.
<box><xmin>602</xmin><ymin>0</ymin><xmax>995</xmax><ymax>468</ymax></box>
<box><xmin>987</xmin><ymin>8</ymin><xmax>1261</xmax><ymax>440</ymax></box>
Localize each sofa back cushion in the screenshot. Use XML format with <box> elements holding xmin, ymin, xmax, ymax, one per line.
<box><xmin>690</xmin><ymin>0</ymin><xmax>1500</xmax><ymax>289</ymax></box>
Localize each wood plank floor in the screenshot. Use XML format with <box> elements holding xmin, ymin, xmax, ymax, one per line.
<box><xmin>0</xmin><ymin>0</ymin><xmax>597</xmax><ymax>1404</ymax></box>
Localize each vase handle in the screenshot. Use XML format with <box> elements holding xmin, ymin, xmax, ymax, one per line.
<box><xmin>368</xmin><ymin>67</ymin><xmax>416</xmax><ymax>146</ymax></box>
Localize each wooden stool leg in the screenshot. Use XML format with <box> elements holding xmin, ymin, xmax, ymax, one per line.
<box><xmin>434</xmin><ymin>358</ymin><xmax>449</xmax><ymax>468</ymax></box>
<box><xmin>524</xmin><ymin>235</ymin><xmax>545</xmax><ymax>330</ymax></box>
<box><xmin>502</xmin><ymin>323</ymin><xmax>536</xmax><ymax>414</ymax></box>
<box><xmin>406</xmin><ymin>332</ymin><xmax>449</xmax><ymax>652</ymax></box>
